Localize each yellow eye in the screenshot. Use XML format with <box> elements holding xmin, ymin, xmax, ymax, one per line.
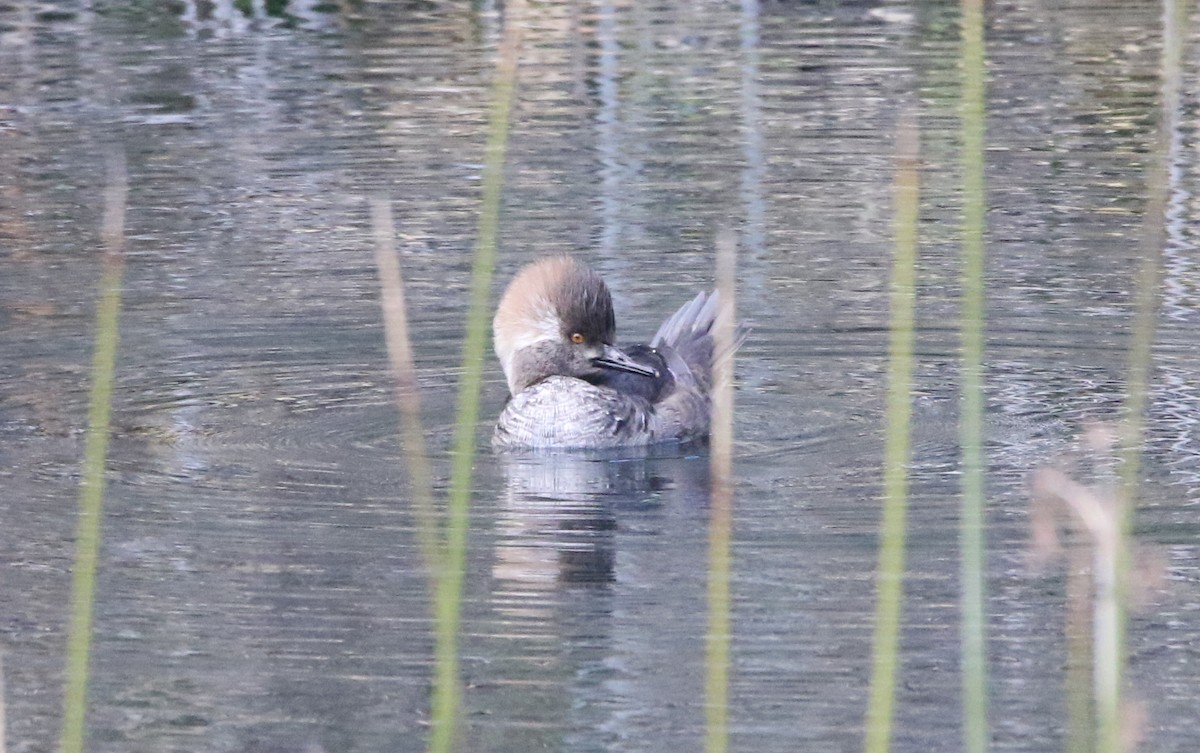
<box><xmin>570</xmin><ymin>333</ymin><xmax>585</xmax><ymax>344</ymax></box>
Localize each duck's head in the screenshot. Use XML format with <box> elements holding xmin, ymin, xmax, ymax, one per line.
<box><xmin>493</xmin><ymin>256</ymin><xmax>657</xmax><ymax>394</ymax></box>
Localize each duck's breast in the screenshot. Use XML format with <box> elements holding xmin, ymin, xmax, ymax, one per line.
<box><xmin>493</xmin><ymin>376</ymin><xmax>657</xmax><ymax>449</ymax></box>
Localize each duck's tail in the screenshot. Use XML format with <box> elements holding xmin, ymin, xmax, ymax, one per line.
<box><xmin>651</xmin><ymin>290</ymin><xmax>747</xmax><ymax>395</ymax></box>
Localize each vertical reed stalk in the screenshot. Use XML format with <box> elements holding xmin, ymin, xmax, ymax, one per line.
<box><xmin>428</xmin><ymin>2</ymin><xmax>524</xmax><ymax>752</ymax></box>
<box><xmin>1107</xmin><ymin>1</ymin><xmax>1185</xmax><ymax>750</ymax></box>
<box><xmin>1030</xmin><ymin>467</ymin><xmax>1127</xmax><ymax>753</ymax></box>
<box><xmin>60</xmin><ymin>152</ymin><xmax>127</xmax><ymax>753</ymax></box>
<box><xmin>1065</xmin><ymin>552</ymin><xmax>1094</xmax><ymax>753</ymax></box>
<box><xmin>958</xmin><ymin>1</ymin><xmax>989</xmax><ymax>751</ymax></box>
<box><xmin>370</xmin><ymin>197</ymin><xmax>442</xmax><ymax>580</ymax></box>
<box><xmin>1119</xmin><ymin>0</ymin><xmax>1184</xmax><ymax>514</ymax></box>
<box><xmin>1</xmin><ymin>653</ymin><xmax>7</xmax><ymax>753</ymax></box>
<box><xmin>863</xmin><ymin>112</ymin><xmax>919</xmax><ymax>753</ymax></box>
<box><xmin>704</xmin><ymin>229</ymin><xmax>738</xmax><ymax>753</ymax></box>
<box><xmin>1092</xmin><ymin>500</ymin><xmax>1122</xmax><ymax>753</ymax></box>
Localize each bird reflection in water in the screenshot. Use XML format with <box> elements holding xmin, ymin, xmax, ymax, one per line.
<box><xmin>492</xmin><ymin>448</ymin><xmax>711</xmax><ymax>592</ymax></box>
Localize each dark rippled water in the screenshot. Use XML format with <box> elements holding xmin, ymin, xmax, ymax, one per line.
<box><xmin>2</xmin><ymin>2</ymin><xmax>1199</xmax><ymax>752</ymax></box>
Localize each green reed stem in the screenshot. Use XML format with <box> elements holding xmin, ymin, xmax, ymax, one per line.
<box><xmin>428</xmin><ymin>3</ymin><xmax>524</xmax><ymax>752</ymax></box>
<box><xmin>704</xmin><ymin>229</ymin><xmax>739</xmax><ymax>753</ymax></box>
<box><xmin>958</xmin><ymin>1</ymin><xmax>990</xmax><ymax>751</ymax></box>
<box><xmin>863</xmin><ymin>111</ymin><xmax>919</xmax><ymax>753</ymax></box>
<box><xmin>1104</xmin><ymin>1</ymin><xmax>1186</xmax><ymax>751</ymax></box>
<box><xmin>1118</xmin><ymin>0</ymin><xmax>1184</xmax><ymax>530</ymax></box>
<box><xmin>1</xmin><ymin>652</ymin><xmax>8</xmax><ymax>753</ymax></box>
<box><xmin>1064</xmin><ymin>550</ymin><xmax>1094</xmax><ymax>753</ymax></box>
<box><xmin>60</xmin><ymin>153</ymin><xmax>127</xmax><ymax>753</ymax></box>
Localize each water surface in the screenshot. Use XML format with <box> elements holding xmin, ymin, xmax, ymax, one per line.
<box><xmin>1</xmin><ymin>1</ymin><xmax>1199</xmax><ymax>752</ymax></box>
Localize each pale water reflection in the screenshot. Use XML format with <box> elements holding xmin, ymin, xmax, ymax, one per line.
<box><xmin>479</xmin><ymin>451</ymin><xmax>713</xmax><ymax>751</ymax></box>
<box><xmin>1</xmin><ymin>1</ymin><xmax>1199</xmax><ymax>753</ymax></box>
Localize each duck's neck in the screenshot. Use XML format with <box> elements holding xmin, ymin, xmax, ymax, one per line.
<box><xmin>505</xmin><ymin>340</ymin><xmax>573</xmax><ymax>394</ymax></box>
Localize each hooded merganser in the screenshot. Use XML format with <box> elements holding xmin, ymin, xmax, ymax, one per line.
<box><xmin>492</xmin><ymin>256</ymin><xmax>738</xmax><ymax>449</ymax></box>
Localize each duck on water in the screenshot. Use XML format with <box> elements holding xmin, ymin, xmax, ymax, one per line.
<box><xmin>492</xmin><ymin>256</ymin><xmax>741</xmax><ymax>450</ymax></box>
